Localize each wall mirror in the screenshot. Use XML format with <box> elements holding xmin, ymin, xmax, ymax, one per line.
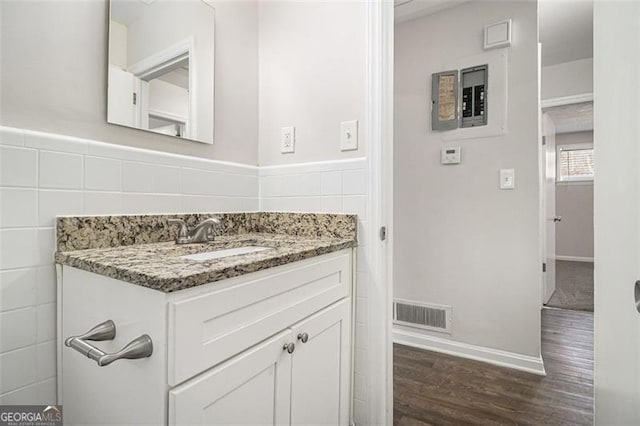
<box><xmin>107</xmin><ymin>0</ymin><xmax>215</xmax><ymax>144</ymax></box>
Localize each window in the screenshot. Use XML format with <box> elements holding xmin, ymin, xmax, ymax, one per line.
<box><xmin>556</xmin><ymin>143</ymin><xmax>594</xmax><ymax>182</ymax></box>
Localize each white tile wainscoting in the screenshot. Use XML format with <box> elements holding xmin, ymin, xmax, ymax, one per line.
<box><xmin>0</xmin><ymin>126</ymin><xmax>371</xmax><ymax>425</ymax></box>
<box><xmin>0</xmin><ymin>126</ymin><xmax>259</xmax><ymax>404</ymax></box>
<box><xmin>259</xmin><ymin>159</ymin><xmax>370</xmax><ymax>424</ymax></box>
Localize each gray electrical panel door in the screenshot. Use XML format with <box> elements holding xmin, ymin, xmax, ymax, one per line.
<box><xmin>460</xmin><ymin>64</ymin><xmax>488</xmax><ymax>128</ymax></box>
<box><xmin>431</xmin><ymin>70</ymin><xmax>458</xmax><ymax>131</ymax></box>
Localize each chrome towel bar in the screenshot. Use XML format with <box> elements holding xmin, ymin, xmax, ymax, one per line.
<box><xmin>65</xmin><ymin>320</ymin><xmax>153</xmax><ymax>367</ymax></box>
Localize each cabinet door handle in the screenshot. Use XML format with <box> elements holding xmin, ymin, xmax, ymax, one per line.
<box><xmin>297</xmin><ymin>332</ymin><xmax>309</xmax><ymax>343</ymax></box>
<box><xmin>283</xmin><ymin>342</ymin><xmax>295</xmax><ymax>354</ymax></box>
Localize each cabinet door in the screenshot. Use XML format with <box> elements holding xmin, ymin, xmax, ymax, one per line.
<box><xmin>290</xmin><ymin>299</ymin><xmax>352</xmax><ymax>426</ymax></box>
<box><xmin>169</xmin><ymin>330</ymin><xmax>293</xmax><ymax>425</ymax></box>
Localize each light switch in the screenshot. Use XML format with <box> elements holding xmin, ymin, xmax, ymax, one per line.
<box><xmin>281</xmin><ymin>126</ymin><xmax>295</xmax><ymax>154</ymax></box>
<box><xmin>500</xmin><ymin>168</ymin><xmax>515</xmax><ymax>189</ymax></box>
<box><xmin>340</xmin><ymin>120</ymin><xmax>358</xmax><ymax>151</ymax></box>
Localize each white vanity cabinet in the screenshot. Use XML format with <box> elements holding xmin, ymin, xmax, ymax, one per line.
<box><xmin>58</xmin><ymin>249</ymin><xmax>353</xmax><ymax>426</ymax></box>
<box><xmin>169</xmin><ymin>299</ymin><xmax>351</xmax><ymax>425</ymax></box>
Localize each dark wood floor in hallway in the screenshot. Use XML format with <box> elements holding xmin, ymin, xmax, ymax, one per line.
<box><xmin>394</xmin><ymin>308</ymin><xmax>594</xmax><ymax>425</ymax></box>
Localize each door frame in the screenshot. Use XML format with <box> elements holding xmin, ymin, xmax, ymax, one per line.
<box><xmin>365</xmin><ymin>0</ymin><xmax>394</xmax><ymax>424</ymax></box>
<box><xmin>128</xmin><ymin>38</ymin><xmax>197</xmax><ymax>141</ymax></box>
<box><xmin>539</xmin><ymin>98</ymin><xmax>594</xmax><ymax>307</ymax></box>
<box><xmin>540</xmin><ymin>93</ymin><xmax>593</xmax><ymax>109</ymax></box>
<box><xmin>540</xmin><ymin>112</ymin><xmax>557</xmax><ymax>305</ymax></box>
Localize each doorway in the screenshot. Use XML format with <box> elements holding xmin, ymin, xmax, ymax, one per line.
<box><xmin>391</xmin><ymin>0</ymin><xmax>594</xmax><ymax>423</ymax></box>
<box><xmin>107</xmin><ymin>36</ymin><xmax>195</xmax><ymax>140</ymax></box>
<box><xmin>541</xmin><ymin>102</ymin><xmax>594</xmax><ymax>312</ymax></box>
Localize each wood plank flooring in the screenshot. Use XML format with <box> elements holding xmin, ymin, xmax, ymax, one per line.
<box><xmin>394</xmin><ymin>308</ymin><xmax>594</xmax><ymax>425</ymax></box>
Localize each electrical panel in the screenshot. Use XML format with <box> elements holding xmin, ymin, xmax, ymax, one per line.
<box><xmin>460</xmin><ymin>65</ymin><xmax>488</xmax><ymax>128</ymax></box>
<box><xmin>431</xmin><ymin>64</ymin><xmax>488</xmax><ymax>131</ymax></box>
<box><xmin>431</xmin><ymin>70</ymin><xmax>458</xmax><ymax>131</ymax></box>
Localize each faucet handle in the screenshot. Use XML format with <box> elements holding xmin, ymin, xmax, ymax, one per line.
<box><xmin>168</xmin><ymin>219</ymin><xmax>190</xmax><ymax>244</ymax></box>
<box><xmin>208</xmin><ymin>217</ymin><xmax>222</xmax><ymax>239</ymax></box>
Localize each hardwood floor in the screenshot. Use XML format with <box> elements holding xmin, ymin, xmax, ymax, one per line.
<box><xmin>394</xmin><ymin>308</ymin><xmax>594</xmax><ymax>425</ymax></box>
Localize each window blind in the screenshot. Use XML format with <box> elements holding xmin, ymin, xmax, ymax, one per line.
<box><xmin>558</xmin><ymin>147</ymin><xmax>594</xmax><ymax>181</ymax></box>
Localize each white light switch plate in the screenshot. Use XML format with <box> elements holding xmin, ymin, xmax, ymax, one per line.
<box><xmin>500</xmin><ymin>168</ymin><xmax>515</xmax><ymax>189</ymax></box>
<box><xmin>340</xmin><ymin>120</ymin><xmax>358</xmax><ymax>151</ymax></box>
<box><xmin>281</xmin><ymin>126</ymin><xmax>295</xmax><ymax>154</ymax></box>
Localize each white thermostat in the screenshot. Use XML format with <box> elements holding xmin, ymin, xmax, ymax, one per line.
<box><xmin>441</xmin><ymin>146</ymin><xmax>461</xmax><ymax>164</ymax></box>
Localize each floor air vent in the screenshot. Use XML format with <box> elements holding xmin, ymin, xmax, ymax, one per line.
<box><xmin>393</xmin><ymin>299</ymin><xmax>452</xmax><ymax>334</ymax></box>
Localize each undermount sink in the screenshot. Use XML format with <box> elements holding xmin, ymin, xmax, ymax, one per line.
<box><xmin>180</xmin><ymin>246</ymin><xmax>272</xmax><ymax>261</ymax></box>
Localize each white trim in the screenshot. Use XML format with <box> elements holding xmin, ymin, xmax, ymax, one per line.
<box><xmin>365</xmin><ymin>0</ymin><xmax>394</xmax><ymax>425</ymax></box>
<box><xmin>394</xmin><ymin>327</ymin><xmax>547</xmax><ymax>376</ymax></box>
<box><xmin>128</xmin><ymin>38</ymin><xmax>193</xmax><ymax>78</ymax></box>
<box><xmin>558</xmin><ymin>142</ymin><xmax>593</xmax><ymax>150</ymax></box>
<box><xmin>148</xmin><ymin>109</ymin><xmax>188</xmax><ymax>125</ymax></box>
<box><xmin>556</xmin><ymin>180</ymin><xmax>594</xmax><ymax>187</ymax></box>
<box><xmin>3</xmin><ymin>126</ymin><xmax>259</xmax><ymax>174</ymax></box>
<box><xmin>555</xmin><ymin>256</ymin><xmax>594</xmax><ymax>263</ymax></box>
<box><xmin>394</xmin><ymin>0</ymin><xmax>470</xmax><ymax>24</ymax></box>
<box><xmin>541</xmin><ymin>93</ymin><xmax>593</xmax><ymax>109</ymax></box>
<box><xmin>259</xmin><ymin>158</ymin><xmax>366</xmax><ymax>176</ymax></box>
<box><xmin>538</xmin><ymin>43</ymin><xmax>545</xmax><ymax>309</ymax></box>
<box><xmin>128</xmin><ymin>38</ymin><xmax>203</xmax><ymax>144</ymax></box>
<box><xmin>557</xmin><ymin>176</ymin><xmax>594</xmax><ymax>183</ymax></box>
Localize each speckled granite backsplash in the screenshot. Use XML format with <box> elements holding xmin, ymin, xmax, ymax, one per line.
<box><xmin>56</xmin><ymin>212</ymin><xmax>357</xmax><ymax>252</ymax></box>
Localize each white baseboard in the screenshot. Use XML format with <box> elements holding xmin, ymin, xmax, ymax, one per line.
<box><xmin>393</xmin><ymin>327</ymin><xmax>546</xmax><ymax>376</ymax></box>
<box><xmin>555</xmin><ymin>255</ymin><xmax>594</xmax><ymax>262</ymax></box>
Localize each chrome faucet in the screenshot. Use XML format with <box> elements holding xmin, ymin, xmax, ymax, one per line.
<box><xmin>168</xmin><ymin>217</ymin><xmax>222</xmax><ymax>244</ymax></box>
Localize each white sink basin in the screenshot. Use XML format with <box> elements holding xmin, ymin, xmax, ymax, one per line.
<box><xmin>180</xmin><ymin>246</ymin><xmax>272</xmax><ymax>261</ymax></box>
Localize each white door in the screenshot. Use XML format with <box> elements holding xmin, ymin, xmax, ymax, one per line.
<box><xmin>542</xmin><ymin>112</ymin><xmax>557</xmax><ymax>304</ymax></box>
<box><xmin>169</xmin><ymin>330</ymin><xmax>293</xmax><ymax>426</ymax></box>
<box><xmin>593</xmin><ymin>1</ymin><xmax>640</xmax><ymax>424</ymax></box>
<box><xmin>107</xmin><ymin>65</ymin><xmax>137</xmax><ymax>127</ymax></box>
<box><xmin>290</xmin><ymin>299</ymin><xmax>351</xmax><ymax>426</ymax></box>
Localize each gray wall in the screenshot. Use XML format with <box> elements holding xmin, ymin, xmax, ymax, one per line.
<box><xmin>257</xmin><ymin>1</ymin><xmax>367</xmax><ymax>166</ymax></box>
<box><xmin>0</xmin><ymin>0</ymin><xmax>258</xmax><ymax>164</ymax></box>
<box><xmin>555</xmin><ymin>131</ymin><xmax>594</xmax><ymax>259</ymax></box>
<box><xmin>394</xmin><ymin>0</ymin><xmax>541</xmax><ymax>357</ymax></box>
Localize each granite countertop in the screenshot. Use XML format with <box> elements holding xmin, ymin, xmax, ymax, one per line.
<box><xmin>55</xmin><ymin>213</ymin><xmax>357</xmax><ymax>293</ymax></box>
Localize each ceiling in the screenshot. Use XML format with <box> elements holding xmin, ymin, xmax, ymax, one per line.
<box><xmin>394</xmin><ymin>0</ymin><xmax>471</xmax><ymax>24</ymax></box>
<box><xmin>395</xmin><ymin>0</ymin><xmax>593</xmax><ymax>67</ymax></box>
<box><xmin>539</xmin><ymin>0</ymin><xmax>593</xmax><ymax>66</ymax></box>
<box><xmin>158</xmin><ymin>67</ymin><xmax>190</xmax><ymax>90</ymax></box>
<box><xmin>110</xmin><ymin>0</ymin><xmax>158</xmax><ymax>25</ymax></box>
<box><xmin>544</xmin><ymin>102</ymin><xmax>593</xmax><ymax>134</ymax></box>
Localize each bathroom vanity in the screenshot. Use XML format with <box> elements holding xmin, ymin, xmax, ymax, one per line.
<box><xmin>55</xmin><ymin>213</ymin><xmax>357</xmax><ymax>425</ymax></box>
